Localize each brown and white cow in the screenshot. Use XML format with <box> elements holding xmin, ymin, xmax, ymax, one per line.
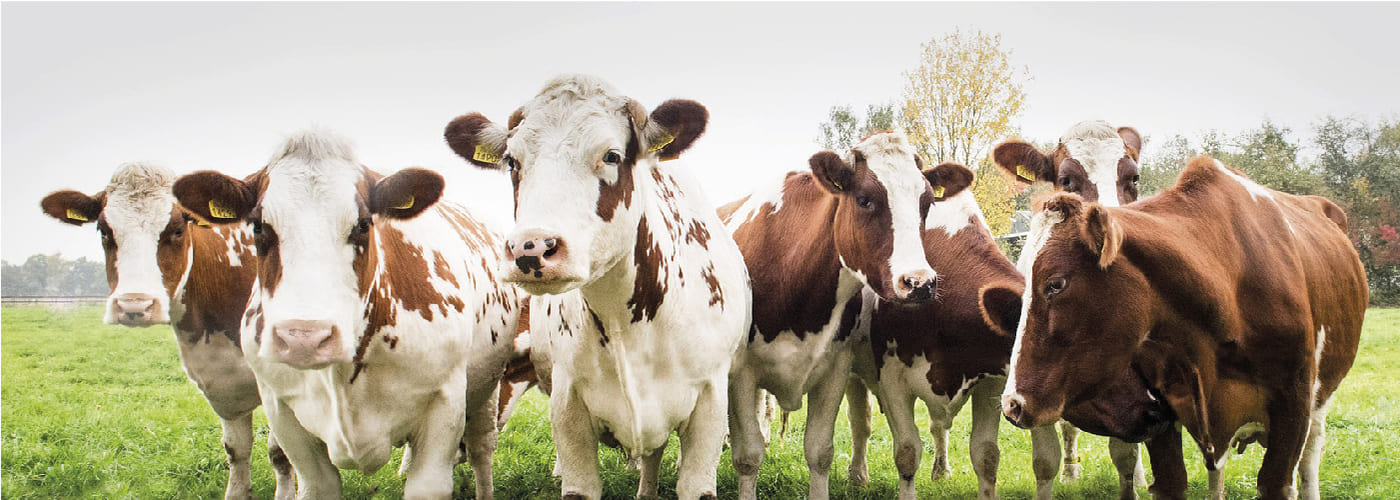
<box><xmin>994</xmin><ymin>119</ymin><xmax>1148</xmax><ymax>491</ymax></box>
<box><xmin>444</xmin><ymin>75</ymin><xmax>751</xmax><ymax>500</ymax></box>
<box><xmin>1002</xmin><ymin>156</ymin><xmax>1367</xmax><ymax>500</ymax></box>
<box><xmin>41</xmin><ymin>163</ymin><xmax>293</xmax><ymax>500</ymax></box>
<box><xmin>717</xmin><ymin>131</ymin><xmax>938</xmax><ymax>500</ymax></box>
<box><xmin>842</xmin><ymin>162</ymin><xmax>1063</xmax><ymax>500</ymax></box>
<box><xmin>172</xmin><ymin>130</ymin><xmax>522</xmax><ymax>499</ymax></box>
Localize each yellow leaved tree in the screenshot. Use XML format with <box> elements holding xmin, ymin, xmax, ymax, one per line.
<box><xmin>900</xmin><ymin>29</ymin><xmax>1029</xmax><ymax>238</ymax></box>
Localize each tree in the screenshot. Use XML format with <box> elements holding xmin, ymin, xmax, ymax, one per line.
<box><xmin>1</xmin><ymin>253</ymin><xmax>108</xmax><ymax>297</ymax></box>
<box><xmin>1313</xmin><ymin>116</ymin><xmax>1400</xmax><ymax>304</ymax></box>
<box><xmin>900</xmin><ymin>29</ymin><xmax>1030</xmax><ymax>238</ymax></box>
<box><xmin>817</xmin><ymin>103</ymin><xmax>897</xmax><ymax>151</ymax></box>
<box><xmin>1139</xmin><ymin>134</ymin><xmax>1195</xmax><ymax>196</ymax></box>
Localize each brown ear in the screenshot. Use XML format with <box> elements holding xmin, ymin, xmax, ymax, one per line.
<box><xmin>925</xmin><ymin>162</ymin><xmax>975</xmax><ymax>201</ymax></box>
<box><xmin>1117</xmin><ymin>126</ymin><xmax>1143</xmax><ymax>161</ymax></box>
<box><xmin>993</xmin><ymin>140</ymin><xmax>1055</xmax><ymax>184</ymax></box>
<box><xmin>370</xmin><ymin>168</ymin><xmax>444</xmax><ymax>219</ymax></box>
<box><xmin>444</xmin><ymin>113</ymin><xmax>509</xmax><ymax>169</ymax></box>
<box><xmin>1080</xmin><ymin>204</ymin><xmax>1124</xmax><ymax>268</ymax></box>
<box><xmin>1134</xmin><ymin>346</ymin><xmax>1214</xmax><ymax>459</ymax></box>
<box><xmin>173</xmin><ymin>171</ymin><xmax>259</xmax><ymax>223</ymax></box>
<box><xmin>979</xmin><ymin>284</ymin><xmax>1023</xmax><ymax>336</ymax></box>
<box><xmin>645</xmin><ymin>99</ymin><xmax>708</xmax><ymax>160</ymax></box>
<box><xmin>41</xmin><ymin>190</ymin><xmax>106</xmax><ymax>226</ymax></box>
<box><xmin>1040</xmin><ymin>192</ymin><xmax>1085</xmax><ymax>219</ymax></box>
<box><xmin>809</xmin><ymin>151</ymin><xmax>856</xmax><ymax>194</ymax></box>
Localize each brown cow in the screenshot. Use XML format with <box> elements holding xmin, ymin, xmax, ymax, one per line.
<box><xmin>1002</xmin><ymin>156</ymin><xmax>1367</xmax><ymax>500</ymax></box>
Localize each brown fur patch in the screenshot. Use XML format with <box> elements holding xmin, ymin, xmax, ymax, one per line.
<box><xmin>628</xmin><ymin>217</ymin><xmax>668</xmax><ymax>323</ymax></box>
<box><xmin>596</xmin><ymin>130</ymin><xmax>638</xmax><ymax>222</ymax></box>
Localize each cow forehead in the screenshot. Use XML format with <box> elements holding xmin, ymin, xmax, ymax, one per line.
<box><xmin>102</xmin><ymin>162</ymin><xmax>178</xmax><ymax>235</ymax></box>
<box><xmin>260</xmin><ymin>157</ymin><xmax>364</xmax><ymax>231</ymax></box>
<box><xmin>510</xmin><ymin>99</ymin><xmax>631</xmax><ymax>158</ymax></box>
<box><xmin>852</xmin><ymin>133</ymin><xmax>923</xmax><ymax>194</ymax></box>
<box><xmin>1016</xmin><ymin>209</ymin><xmax>1067</xmax><ymax>276</ymax></box>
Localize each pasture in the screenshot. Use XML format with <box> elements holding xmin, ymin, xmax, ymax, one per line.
<box><xmin>3</xmin><ymin>304</ymin><xmax>1396</xmax><ymax>499</ymax></box>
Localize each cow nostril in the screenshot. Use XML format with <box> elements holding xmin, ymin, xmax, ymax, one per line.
<box><xmin>522</xmin><ymin>240</ymin><xmax>535</xmax><ymax>251</ymax></box>
<box><xmin>543</xmin><ymin>238</ymin><xmax>556</xmax><ymax>249</ymax></box>
<box><xmin>126</xmin><ymin>312</ymin><xmax>143</xmax><ymax>320</ymax></box>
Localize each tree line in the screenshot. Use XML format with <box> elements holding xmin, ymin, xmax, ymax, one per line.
<box><xmin>818</xmin><ymin>29</ymin><xmax>1400</xmax><ymax>305</ymax></box>
<box><xmin>2</xmin><ymin>254</ymin><xmax>108</xmax><ymax>297</ymax></box>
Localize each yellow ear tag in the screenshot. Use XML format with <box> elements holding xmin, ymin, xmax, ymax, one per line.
<box><xmin>648</xmin><ymin>132</ymin><xmax>674</xmax><ymax>153</ymax></box>
<box><xmin>1016</xmin><ymin>165</ymin><xmax>1036</xmax><ymax>181</ymax></box>
<box><xmin>473</xmin><ymin>144</ymin><xmax>502</xmax><ymax>164</ymax></box>
<box><xmin>208</xmin><ymin>200</ymin><xmax>238</xmax><ymax>219</ymax></box>
<box><xmin>932</xmin><ymin>185</ymin><xmax>946</xmax><ymax>198</ymax></box>
<box><xmin>832</xmin><ymin>180</ymin><xmax>843</xmax><ymax>190</ymax></box>
<box><xmin>392</xmin><ymin>195</ymin><xmax>415</xmax><ymax>210</ymax></box>
<box><xmin>66</xmin><ymin>209</ymin><xmax>89</xmax><ymax>222</ymax></box>
<box><xmin>195</xmin><ymin>219</ymin><xmax>211</xmax><ymax>227</ymax></box>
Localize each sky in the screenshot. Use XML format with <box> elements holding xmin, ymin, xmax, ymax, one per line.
<box><xmin>4</xmin><ymin>2</ymin><xmax>1399</xmax><ymax>263</ymax></box>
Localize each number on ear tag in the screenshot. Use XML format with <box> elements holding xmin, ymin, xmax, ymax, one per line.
<box><xmin>392</xmin><ymin>195</ymin><xmax>415</xmax><ymax>210</ymax></box>
<box><xmin>208</xmin><ymin>200</ymin><xmax>238</xmax><ymax>219</ymax></box>
<box><xmin>473</xmin><ymin>144</ymin><xmax>502</xmax><ymax>164</ymax></box>
<box><xmin>1016</xmin><ymin>165</ymin><xmax>1036</xmax><ymax>181</ymax></box>
<box><xmin>648</xmin><ymin>132</ymin><xmax>674</xmax><ymax>153</ymax></box>
<box><xmin>932</xmin><ymin>185</ymin><xmax>946</xmax><ymax>198</ymax></box>
<box><xmin>66</xmin><ymin>209</ymin><xmax>89</xmax><ymax>222</ymax></box>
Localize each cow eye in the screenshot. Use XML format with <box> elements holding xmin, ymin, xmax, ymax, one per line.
<box><xmin>857</xmin><ymin>196</ymin><xmax>873</xmax><ymax>209</ymax></box>
<box><xmin>250</xmin><ymin>220</ymin><xmax>263</xmax><ymax>235</ymax></box>
<box><xmin>503</xmin><ymin>155</ymin><xmax>518</xmax><ymax>171</ymax></box>
<box><xmin>603</xmin><ymin>150</ymin><xmax>622</xmax><ymax>165</ymax></box>
<box><xmin>1044</xmin><ymin>276</ymin><xmax>1067</xmax><ymax>297</ymax></box>
<box><xmin>1059</xmin><ymin>177</ymin><xmax>1073</xmax><ymax>188</ymax></box>
<box><xmin>357</xmin><ymin>217</ymin><xmax>372</xmax><ymax>235</ymax></box>
<box><xmin>1131</xmin><ymin>174</ymin><xmax>1141</xmax><ymax>184</ymax></box>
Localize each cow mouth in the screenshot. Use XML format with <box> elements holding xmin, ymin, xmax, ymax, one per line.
<box><xmin>506</xmin><ymin>274</ymin><xmax>584</xmax><ymax>295</ymax></box>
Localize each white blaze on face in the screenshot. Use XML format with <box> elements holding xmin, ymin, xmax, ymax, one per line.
<box><xmin>1004</xmin><ymin>208</ymin><xmax>1066</xmax><ymax>399</ymax></box>
<box><xmin>254</xmin><ymin>132</ymin><xmax>366</xmax><ymax>363</ymax></box>
<box><xmin>100</xmin><ymin>163</ymin><xmax>179</xmax><ymax>325</ymax></box>
<box><xmin>851</xmin><ymin>132</ymin><xmax>936</xmax><ymax>290</ymax></box>
<box><xmin>1065</xmin><ymin>136</ymin><xmax>1128</xmax><ymax>208</ymax></box>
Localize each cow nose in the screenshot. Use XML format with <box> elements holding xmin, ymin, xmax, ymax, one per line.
<box><xmin>504</xmin><ymin>233</ymin><xmax>567</xmax><ymax>278</ymax></box>
<box><xmin>896</xmin><ymin>270</ymin><xmax>938</xmax><ymax>302</ymax></box>
<box><xmin>271</xmin><ymin>320</ymin><xmax>343</xmax><ymax>369</ymax></box>
<box><xmin>1002</xmin><ymin>393</ymin><xmax>1028</xmax><ymax>428</ymax></box>
<box><xmin>114</xmin><ymin>293</ymin><xmax>160</xmax><ymax>326</ymax></box>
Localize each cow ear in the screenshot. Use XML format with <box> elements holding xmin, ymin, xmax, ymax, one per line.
<box><xmin>925</xmin><ymin>162</ymin><xmax>974</xmax><ymax>201</ymax></box>
<box><xmin>1118</xmin><ymin>126</ymin><xmax>1143</xmax><ymax>161</ymax></box>
<box><xmin>809</xmin><ymin>151</ymin><xmax>856</xmax><ymax>194</ymax></box>
<box><xmin>445</xmin><ymin>112</ymin><xmax>510</xmax><ymax>169</ymax></box>
<box><xmin>644</xmin><ymin>99</ymin><xmax>708</xmax><ymax>160</ymax></box>
<box><xmin>993</xmin><ymin>140</ymin><xmax>1055</xmax><ymax>185</ymax></box>
<box><xmin>41</xmin><ymin>190</ymin><xmax>106</xmax><ymax>226</ymax></box>
<box><xmin>370</xmin><ymin>168</ymin><xmax>444</xmax><ymax>219</ymax></box>
<box><xmin>979</xmin><ymin>284</ymin><xmax>1023</xmax><ymax>336</ymax></box>
<box><xmin>1134</xmin><ymin>346</ymin><xmax>1215</xmax><ymax>459</ymax></box>
<box><xmin>1080</xmin><ymin>204</ymin><xmax>1123</xmax><ymax>269</ymax></box>
<box><xmin>173</xmin><ymin>171</ymin><xmax>258</xmax><ymax>224</ymax></box>
<box><xmin>1039</xmin><ymin>192</ymin><xmax>1084</xmax><ymax>219</ymax></box>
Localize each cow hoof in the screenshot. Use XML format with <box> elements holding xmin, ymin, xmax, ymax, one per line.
<box><xmin>848</xmin><ymin>465</ymin><xmax>870</xmax><ymax>487</ymax></box>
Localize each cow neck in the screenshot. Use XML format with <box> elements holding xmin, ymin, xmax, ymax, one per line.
<box><xmin>745</xmin><ymin>185</ymin><xmax>852</xmax><ymax>343</ymax></box>
<box><xmin>578</xmin><ymin>166</ymin><xmax>655</xmax><ymax>336</ymax></box>
<box><xmin>174</xmin><ymin>223</ymin><xmax>249</xmax><ymax>345</ymax></box>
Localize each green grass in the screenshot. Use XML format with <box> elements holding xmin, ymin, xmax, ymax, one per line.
<box><xmin>3</xmin><ymin>306</ymin><xmax>1397</xmax><ymax>499</ymax></box>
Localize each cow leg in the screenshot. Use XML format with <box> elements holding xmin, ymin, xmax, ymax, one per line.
<box><xmin>267</xmin><ymin>432</ymin><xmax>295</xmax><ymax>500</ymax></box>
<box><xmin>1109</xmin><ymin>438</ymin><xmax>1143</xmax><ymax>499</ymax></box>
<box><xmin>1030</xmin><ymin>423</ymin><xmax>1061</xmax><ymax>500</ymax></box>
<box><xmin>402</xmin><ymin>383</ymin><xmax>467</xmax><ymax>499</ymax></box>
<box><xmin>464</xmin><ymin>386</ymin><xmax>500</xmax><ymax>500</ymax></box>
<box><xmin>553</xmin><ymin>383</ymin><xmax>602</xmax><ymax>499</ymax></box>
<box><xmin>756</xmin><ymin>389</ymin><xmax>774</xmax><ymax>445</ymax></box>
<box><xmin>677</xmin><ymin>379</ymin><xmax>727</xmax><ymax>500</ymax></box>
<box><xmin>928</xmin><ymin>413</ymin><xmax>952</xmax><ymax>481</ymax></box>
<box><xmin>846</xmin><ymin>378</ymin><xmax>872</xmax><ymax>487</ymax></box>
<box><xmin>968</xmin><ymin>379</ymin><xmax>1002</xmax><ymax>500</ymax></box>
<box><xmin>265</xmin><ymin>399</ymin><xmax>341</xmax><ymax>499</ymax></box>
<box><xmin>880</xmin><ymin>387</ymin><xmax>921</xmax><ymax>500</ymax></box>
<box><xmin>1145</xmin><ymin>425</ymin><xmax>1187</xmax><ymax>500</ymax></box>
<box><xmin>1208</xmin><ymin>453</ymin><xmax>1229</xmax><ymax>500</ymax></box>
<box><xmin>727</xmin><ymin>369</ymin><xmax>765</xmax><ymax>500</ymax></box>
<box><xmin>220</xmin><ymin>412</ymin><xmax>254</xmax><ymax>500</ymax></box>
<box><xmin>803</xmin><ymin>357</ymin><xmax>850</xmax><ymax>500</ymax></box>
<box><xmin>1258</xmin><ymin>395</ymin><xmax>1309</xmax><ymax>500</ymax></box>
<box><xmin>1298</xmin><ymin>403</ymin><xmax>1330</xmax><ymax>500</ymax></box>
<box><xmin>1058</xmin><ymin>420</ymin><xmax>1081</xmax><ymax>480</ymax></box>
<box><xmin>635</xmin><ymin>445</ymin><xmax>665</xmax><ymax>500</ymax></box>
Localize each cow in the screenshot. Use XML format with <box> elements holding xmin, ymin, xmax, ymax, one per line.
<box><xmin>170</xmin><ymin>130</ymin><xmax>522</xmax><ymax>499</ymax></box>
<box><xmin>717</xmin><ymin>130</ymin><xmax>939</xmax><ymax>500</ymax></box>
<box><xmin>840</xmin><ymin>162</ymin><xmax>1062</xmax><ymax>500</ymax></box>
<box><xmin>993</xmin><ymin>119</ymin><xmax>1148</xmax><ymax>492</ymax></box>
<box><xmin>443</xmin><ymin>74</ymin><xmax>751</xmax><ymax>500</ymax></box>
<box><xmin>1001</xmin><ymin>156</ymin><xmax>1367</xmax><ymax>500</ymax></box>
<box><xmin>41</xmin><ymin>163</ymin><xmax>294</xmax><ymax>500</ymax></box>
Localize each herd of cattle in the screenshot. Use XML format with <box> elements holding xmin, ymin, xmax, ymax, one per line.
<box><xmin>39</xmin><ymin>74</ymin><xmax>1368</xmax><ymax>500</ymax></box>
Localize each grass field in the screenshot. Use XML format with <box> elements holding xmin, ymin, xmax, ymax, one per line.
<box><xmin>3</xmin><ymin>305</ymin><xmax>1397</xmax><ymax>499</ymax></box>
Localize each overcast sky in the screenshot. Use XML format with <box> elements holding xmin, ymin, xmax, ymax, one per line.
<box><xmin>4</xmin><ymin>2</ymin><xmax>1398</xmax><ymax>262</ymax></box>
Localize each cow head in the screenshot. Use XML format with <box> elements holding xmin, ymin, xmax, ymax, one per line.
<box><xmin>41</xmin><ymin>163</ymin><xmax>192</xmax><ymax>326</ymax></box>
<box><xmin>172</xmin><ymin>130</ymin><xmax>443</xmax><ymax>370</ymax></box>
<box><xmin>993</xmin><ymin>120</ymin><xmax>1143</xmax><ymax>207</ymax></box>
<box><xmin>444</xmin><ymin>74</ymin><xmax>704</xmax><ymax>296</ymax></box>
<box><xmin>808</xmin><ymin>131</ymin><xmax>939</xmax><ymax>303</ymax></box>
<box><xmin>1001</xmin><ymin>193</ymin><xmax>1173</xmax><ymax>441</ymax></box>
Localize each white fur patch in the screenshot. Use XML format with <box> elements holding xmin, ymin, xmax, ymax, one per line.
<box><xmin>1005</xmin><ymin>209</ymin><xmax>1065</xmax><ymax>398</ymax></box>
<box><xmin>852</xmin><ymin>131</ymin><xmax>936</xmax><ymax>290</ymax></box>
<box><xmin>723</xmin><ymin>173</ymin><xmax>789</xmax><ymax>233</ymax></box>
<box><xmin>102</xmin><ymin>162</ymin><xmax>179</xmax><ymax>324</ymax></box>
<box><xmin>1213</xmin><ymin>159</ymin><xmax>1274</xmax><ymax>201</ymax></box>
<box><xmin>1060</xmin><ymin>121</ymin><xmax>1128</xmax><ymax>207</ymax></box>
<box><xmin>924</xmin><ymin>189</ymin><xmax>986</xmax><ymax>236</ymax></box>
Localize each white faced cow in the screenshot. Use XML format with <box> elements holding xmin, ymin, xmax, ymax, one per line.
<box><xmin>172</xmin><ymin>130</ymin><xmax>521</xmax><ymax>499</ymax></box>
<box><xmin>41</xmin><ymin>163</ymin><xmax>293</xmax><ymax>500</ymax></box>
<box><xmin>993</xmin><ymin>119</ymin><xmax>1149</xmax><ymax>494</ymax></box>
<box><xmin>717</xmin><ymin>131</ymin><xmax>938</xmax><ymax>500</ymax></box>
<box><xmin>445</xmin><ymin>75</ymin><xmax>751</xmax><ymax>500</ymax></box>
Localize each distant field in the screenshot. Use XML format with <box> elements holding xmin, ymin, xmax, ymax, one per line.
<box><xmin>3</xmin><ymin>305</ymin><xmax>1397</xmax><ymax>499</ymax></box>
